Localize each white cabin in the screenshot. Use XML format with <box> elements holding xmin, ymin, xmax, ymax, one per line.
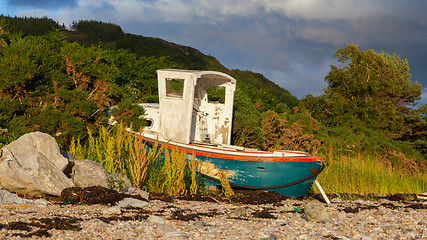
<box><xmin>141</xmin><ymin>69</ymin><xmax>236</xmax><ymax>145</ymax></box>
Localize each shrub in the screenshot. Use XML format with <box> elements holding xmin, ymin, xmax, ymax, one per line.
<box><xmin>69</xmin><ymin>124</ymin><xmax>201</xmax><ymax>195</ymax></box>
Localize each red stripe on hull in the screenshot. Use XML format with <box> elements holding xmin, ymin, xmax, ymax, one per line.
<box><xmin>141</xmin><ymin>136</ymin><xmax>324</xmax><ymax>162</ymax></box>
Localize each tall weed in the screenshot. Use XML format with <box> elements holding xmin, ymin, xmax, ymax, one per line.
<box><xmin>161</xmin><ymin>147</ymin><xmax>187</xmax><ymax>195</ymax></box>
<box><xmin>218</xmin><ymin>169</ymin><xmax>234</xmax><ymax>197</ymax></box>
<box><xmin>128</xmin><ymin>133</ymin><xmax>160</xmax><ymax>189</ymax></box>
<box><xmin>188</xmin><ymin>153</ymin><xmax>198</xmax><ymax>195</ymax></box>
<box><xmin>143</xmin><ymin>147</ymin><xmax>201</xmax><ymax>195</ymax></box>
<box><xmin>316</xmin><ymin>147</ymin><xmax>426</xmax><ymax>194</ymax></box>
<box><xmin>69</xmin><ymin>124</ymin><xmax>200</xmax><ymax>195</ymax></box>
<box><xmin>70</xmin><ymin>124</ymin><xmax>133</xmax><ymax>177</ymax></box>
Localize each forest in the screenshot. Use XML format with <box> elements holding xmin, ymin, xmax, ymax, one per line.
<box><xmin>0</xmin><ymin>16</ymin><xmax>425</xmax><ymax>195</ymax></box>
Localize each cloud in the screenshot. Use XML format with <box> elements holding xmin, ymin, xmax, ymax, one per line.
<box><xmin>260</xmin><ymin>61</ymin><xmax>330</xmax><ymax>99</ymax></box>
<box><xmin>41</xmin><ymin>0</ymin><xmax>382</xmax><ymax>24</ymax></box>
<box><xmin>2</xmin><ymin>0</ymin><xmax>426</xmax><ymax>98</ymax></box>
<box><xmin>6</xmin><ymin>0</ymin><xmax>77</xmax><ymax>9</ymax></box>
<box><xmin>109</xmin><ymin>0</ymin><xmax>384</xmax><ymax>23</ymax></box>
<box><xmin>421</xmin><ymin>88</ymin><xmax>427</xmax><ymax>105</ymax></box>
<box><xmin>15</xmin><ymin>8</ymin><xmax>52</xmax><ymax>17</ymax></box>
<box><xmin>295</xmin><ymin>25</ymin><xmax>354</xmax><ymax>46</ymax></box>
<box><xmin>13</xmin><ymin>1</ymin><xmax>427</xmax><ymax>47</ymax></box>
<box><xmin>260</xmin><ymin>0</ymin><xmax>383</xmax><ymax>20</ymax></box>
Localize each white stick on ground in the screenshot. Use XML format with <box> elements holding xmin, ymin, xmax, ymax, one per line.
<box><xmin>315</xmin><ymin>180</ymin><xmax>331</xmax><ymax>204</ymax></box>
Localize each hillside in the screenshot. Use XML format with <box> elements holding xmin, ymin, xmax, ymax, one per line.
<box><xmin>66</xmin><ymin>20</ymin><xmax>299</xmax><ymax>108</ymax></box>
<box><xmin>1</xmin><ymin>16</ymin><xmax>298</xmax><ymax>107</ymax></box>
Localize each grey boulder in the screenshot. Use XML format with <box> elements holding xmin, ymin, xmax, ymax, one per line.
<box><xmin>71</xmin><ymin>159</ymin><xmax>132</xmax><ymax>190</ymax></box>
<box><xmin>0</xmin><ymin>131</ymin><xmax>136</xmax><ymax>198</ymax></box>
<box><xmin>2</xmin><ymin>131</ymin><xmax>69</xmax><ymax>171</ymax></box>
<box><xmin>71</xmin><ymin>159</ymin><xmax>110</xmax><ymax>188</ymax></box>
<box><xmin>0</xmin><ymin>132</ymin><xmax>75</xmax><ymax>196</ymax></box>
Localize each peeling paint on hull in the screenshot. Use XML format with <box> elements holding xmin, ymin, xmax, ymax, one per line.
<box><xmin>111</xmin><ymin>69</ymin><xmax>325</xmax><ymax>198</ymax></box>
<box><xmin>142</xmin><ymin>134</ymin><xmax>323</xmax><ymax>198</ymax></box>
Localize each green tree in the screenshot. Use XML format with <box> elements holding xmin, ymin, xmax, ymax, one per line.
<box><xmin>71</xmin><ymin>20</ymin><xmax>124</xmax><ymax>42</ymax></box>
<box><xmin>0</xmin><ymin>27</ymin><xmax>176</xmax><ymax>147</ymax></box>
<box><xmin>0</xmin><ymin>22</ymin><xmax>7</xmax><ymax>49</ymax></box>
<box><xmin>1</xmin><ymin>15</ymin><xmax>62</xmax><ymax>36</ymax></box>
<box><xmin>301</xmin><ymin>45</ymin><xmax>422</xmax><ymax>138</ymax></box>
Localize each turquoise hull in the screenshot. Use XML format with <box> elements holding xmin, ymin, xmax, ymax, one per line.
<box><xmin>143</xmin><ymin>136</ymin><xmax>324</xmax><ymax>198</ymax></box>
<box><xmin>195</xmin><ymin>154</ymin><xmax>323</xmax><ymax>198</ymax></box>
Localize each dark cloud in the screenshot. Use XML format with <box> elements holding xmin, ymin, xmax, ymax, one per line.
<box><xmin>6</xmin><ymin>0</ymin><xmax>77</xmax><ymax>9</ymax></box>
<box><xmin>2</xmin><ymin>0</ymin><xmax>426</xmax><ymax>100</ymax></box>
<box><xmin>122</xmin><ymin>9</ymin><xmax>426</xmax><ymax>99</ymax></box>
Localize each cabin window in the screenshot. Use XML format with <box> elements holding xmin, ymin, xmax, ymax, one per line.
<box><xmin>166</xmin><ymin>78</ymin><xmax>184</xmax><ymax>98</ymax></box>
<box><xmin>145</xmin><ymin>118</ymin><xmax>153</xmax><ymax>128</ymax></box>
<box><xmin>207</xmin><ymin>86</ymin><xmax>225</xmax><ymax>104</ymax></box>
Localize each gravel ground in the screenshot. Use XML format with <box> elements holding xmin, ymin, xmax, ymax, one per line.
<box><xmin>0</xmin><ymin>196</ymin><xmax>426</xmax><ymax>240</ymax></box>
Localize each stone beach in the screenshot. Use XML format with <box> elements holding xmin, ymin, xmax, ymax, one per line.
<box><xmin>0</xmin><ymin>194</ymin><xmax>425</xmax><ymax>239</ymax></box>
<box><xmin>0</xmin><ymin>132</ymin><xmax>425</xmax><ymax>239</ymax></box>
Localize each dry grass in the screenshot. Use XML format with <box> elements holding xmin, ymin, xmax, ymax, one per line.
<box><xmin>128</xmin><ymin>132</ymin><xmax>160</xmax><ymax>189</ymax></box>
<box><xmin>188</xmin><ymin>152</ymin><xmax>198</xmax><ymax>195</ymax></box>
<box><xmin>160</xmin><ymin>146</ymin><xmax>188</xmax><ymax>195</ymax></box>
<box><xmin>218</xmin><ymin>169</ymin><xmax>234</xmax><ymax>197</ymax></box>
<box><xmin>69</xmin><ymin>124</ymin><xmax>200</xmax><ymax>195</ymax></box>
<box><xmin>316</xmin><ymin>145</ymin><xmax>426</xmax><ymax>195</ymax></box>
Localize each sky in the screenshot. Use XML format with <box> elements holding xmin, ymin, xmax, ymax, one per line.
<box><xmin>1</xmin><ymin>0</ymin><xmax>426</xmax><ymax>104</ymax></box>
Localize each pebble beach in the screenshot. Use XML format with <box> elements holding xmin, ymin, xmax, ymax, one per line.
<box><xmin>0</xmin><ymin>196</ymin><xmax>426</xmax><ymax>240</ymax></box>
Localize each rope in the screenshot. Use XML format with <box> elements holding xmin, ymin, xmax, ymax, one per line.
<box><xmin>199</xmin><ymin>162</ymin><xmax>325</xmax><ymax>190</ymax></box>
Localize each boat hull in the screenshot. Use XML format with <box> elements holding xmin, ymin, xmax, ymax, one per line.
<box><xmin>142</xmin><ymin>135</ymin><xmax>324</xmax><ymax>198</ymax></box>
<box><xmin>197</xmin><ymin>155</ymin><xmax>323</xmax><ymax>197</ymax></box>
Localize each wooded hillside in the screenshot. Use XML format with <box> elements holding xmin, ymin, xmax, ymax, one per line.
<box><xmin>1</xmin><ymin>16</ymin><xmax>425</xmax><ymax>181</ymax></box>
<box><xmin>0</xmin><ymin>17</ymin><xmax>298</xmax><ymax>147</ymax></box>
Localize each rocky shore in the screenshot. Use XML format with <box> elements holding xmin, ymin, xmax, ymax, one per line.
<box><xmin>0</xmin><ymin>192</ymin><xmax>425</xmax><ymax>240</ymax></box>
<box><xmin>1</xmin><ymin>132</ymin><xmax>425</xmax><ymax>239</ymax></box>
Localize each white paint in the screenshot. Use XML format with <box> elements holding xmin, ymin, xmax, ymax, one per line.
<box><xmin>145</xmin><ymin>69</ymin><xmax>236</xmax><ymax>145</ymax></box>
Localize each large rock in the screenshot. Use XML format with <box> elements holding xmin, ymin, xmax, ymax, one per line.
<box><xmin>0</xmin><ymin>131</ymin><xmax>135</xmax><ymax>197</ymax></box>
<box><xmin>109</xmin><ymin>172</ymin><xmax>133</xmax><ymax>191</ymax></box>
<box><xmin>0</xmin><ymin>146</ymin><xmax>75</xmax><ymax>196</ymax></box>
<box><xmin>2</xmin><ymin>131</ymin><xmax>69</xmax><ymax>171</ymax></box>
<box><xmin>71</xmin><ymin>159</ymin><xmax>110</xmax><ymax>188</ymax></box>
<box><xmin>71</xmin><ymin>159</ymin><xmax>132</xmax><ymax>190</ymax></box>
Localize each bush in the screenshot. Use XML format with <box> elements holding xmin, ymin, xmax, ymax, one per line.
<box><xmin>0</xmin><ymin>26</ymin><xmax>175</xmax><ymax>147</ymax></box>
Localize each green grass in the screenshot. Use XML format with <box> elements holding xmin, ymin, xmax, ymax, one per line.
<box><xmin>66</xmin><ymin>124</ymin><xmax>427</xmax><ymax>196</ymax></box>
<box><xmin>316</xmin><ymin>153</ymin><xmax>426</xmax><ymax>195</ymax></box>
<box><xmin>69</xmin><ymin>124</ymin><xmax>200</xmax><ymax>195</ymax></box>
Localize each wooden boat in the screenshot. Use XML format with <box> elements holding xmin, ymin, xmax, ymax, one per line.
<box><xmin>114</xmin><ymin>69</ymin><xmax>325</xmax><ymax>197</ymax></box>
